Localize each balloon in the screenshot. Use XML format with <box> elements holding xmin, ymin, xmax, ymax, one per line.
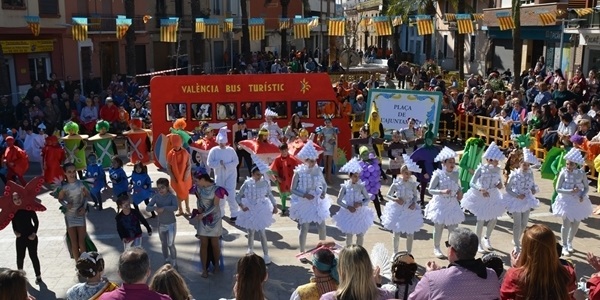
<box><xmin>363</xmin><ymin>179</ymin><xmax>370</xmax><ymax>186</ymax></box>
<box><xmin>359</xmin><ymin>161</ymin><xmax>367</xmax><ymax>168</ymax></box>
<box><xmin>367</xmin><ymin>165</ymin><xmax>374</xmax><ymax>172</ymax></box>
<box><xmin>374</xmin><ymin>183</ymin><xmax>381</xmax><ymax>190</ymax></box>
<box><xmin>369</xmin><ymin>173</ymin><xmax>378</xmax><ymax>181</ymax></box>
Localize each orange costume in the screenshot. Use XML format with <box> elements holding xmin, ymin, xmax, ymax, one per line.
<box><xmin>4</xmin><ymin>136</ymin><xmax>29</xmax><ymax>185</ymax></box>
<box><xmin>167</xmin><ymin>134</ymin><xmax>192</xmax><ymax>200</ymax></box>
<box><xmin>41</xmin><ymin>136</ymin><xmax>66</xmax><ymax>184</ymax></box>
<box><xmin>124</xmin><ymin>118</ymin><xmax>152</xmax><ymax>165</ymax></box>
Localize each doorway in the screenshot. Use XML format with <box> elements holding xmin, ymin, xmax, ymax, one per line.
<box><xmin>213</xmin><ymin>40</ymin><xmax>224</xmax><ymax>73</ymax></box>
<box><xmin>3</xmin><ymin>56</ymin><xmax>17</xmax><ymax>104</ymax></box>
<box><xmin>27</xmin><ymin>54</ymin><xmax>52</xmax><ymax>84</ymax></box>
<box><xmin>100</xmin><ymin>42</ymin><xmax>119</xmax><ymax>89</ymax></box>
<box><xmin>531</xmin><ymin>40</ymin><xmax>544</xmax><ymax>70</ymax></box>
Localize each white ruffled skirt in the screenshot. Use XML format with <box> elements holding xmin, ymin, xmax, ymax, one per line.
<box><xmin>504</xmin><ymin>193</ymin><xmax>539</xmax><ymax>213</ymax></box>
<box><xmin>381</xmin><ymin>201</ymin><xmax>424</xmax><ymax>234</ymax></box>
<box><xmin>235</xmin><ymin>197</ymin><xmax>276</xmax><ymax>231</ymax></box>
<box><xmin>332</xmin><ymin>206</ymin><xmax>375</xmax><ymax>235</ymax></box>
<box><xmin>424</xmin><ymin>195</ymin><xmax>464</xmax><ymax>226</ymax></box>
<box><xmin>289</xmin><ymin>195</ymin><xmax>332</xmax><ymax>224</ymax></box>
<box><xmin>552</xmin><ymin>193</ymin><xmax>593</xmax><ymax>222</ymax></box>
<box><xmin>461</xmin><ymin>188</ymin><xmax>506</xmax><ymax>221</ymax></box>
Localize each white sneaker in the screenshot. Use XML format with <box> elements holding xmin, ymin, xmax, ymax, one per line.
<box><xmin>562</xmin><ymin>246</ymin><xmax>571</xmax><ymax>257</ymax></box>
<box><xmin>263</xmin><ymin>255</ymin><xmax>272</xmax><ymax>265</ymax></box>
<box><xmin>567</xmin><ymin>243</ymin><xmax>574</xmax><ymax>253</ymax></box>
<box><xmin>246</xmin><ymin>248</ymin><xmax>254</xmax><ymax>254</ymax></box>
<box><xmin>478</xmin><ymin>245</ymin><xmax>488</xmax><ymax>254</ymax></box>
<box><xmin>482</xmin><ymin>237</ymin><xmax>493</xmax><ymax>250</ymax></box>
<box><xmin>433</xmin><ymin>247</ymin><xmax>445</xmax><ymax>258</ymax></box>
<box><xmin>513</xmin><ymin>246</ymin><xmax>521</xmax><ymax>254</ymax></box>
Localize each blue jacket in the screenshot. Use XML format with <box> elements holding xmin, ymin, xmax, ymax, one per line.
<box><xmin>86</xmin><ymin>163</ymin><xmax>105</xmax><ymax>193</ymax></box>
<box><xmin>130</xmin><ymin>172</ymin><xmax>152</xmax><ymax>205</ymax></box>
<box><xmin>109</xmin><ymin>167</ymin><xmax>128</xmax><ymax>197</ymax></box>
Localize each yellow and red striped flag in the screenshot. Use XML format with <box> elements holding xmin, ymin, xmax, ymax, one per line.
<box><xmin>223</xmin><ymin>18</ymin><xmax>233</xmax><ymax>32</ymax></box>
<box><xmin>575</xmin><ymin>8</ymin><xmax>594</xmax><ymax>17</ymax></box>
<box><xmin>456</xmin><ymin>14</ymin><xmax>474</xmax><ymax>34</ymax></box>
<box><xmin>445</xmin><ymin>14</ymin><xmax>456</xmax><ymax>22</ymax></box>
<box><xmin>539</xmin><ymin>12</ymin><xmax>556</xmax><ymax>26</ymax></box>
<box><xmin>279</xmin><ymin>18</ymin><xmax>291</xmax><ymax>30</ymax></box>
<box><xmin>293</xmin><ymin>18</ymin><xmax>310</xmax><ymax>39</ymax></box>
<box><xmin>392</xmin><ymin>16</ymin><xmax>403</xmax><ymax>27</ymax></box>
<box><xmin>25</xmin><ymin>16</ymin><xmax>40</xmax><ymax>36</ymax></box>
<box><xmin>373</xmin><ymin>16</ymin><xmax>392</xmax><ymax>36</ymax></box>
<box><xmin>249</xmin><ymin>18</ymin><xmax>265</xmax><ymax>40</ymax></box>
<box><xmin>308</xmin><ymin>17</ymin><xmax>319</xmax><ymax>29</ymax></box>
<box><xmin>160</xmin><ymin>17</ymin><xmax>178</xmax><ymax>43</ymax></box>
<box><xmin>115</xmin><ymin>16</ymin><xmax>132</xmax><ymax>40</ymax></box>
<box><xmin>415</xmin><ymin>15</ymin><xmax>434</xmax><ymax>35</ymax></box>
<box><xmin>328</xmin><ymin>17</ymin><xmax>345</xmax><ymax>36</ymax></box>
<box><xmin>496</xmin><ymin>12</ymin><xmax>515</xmax><ymax>31</ymax></box>
<box><xmin>72</xmin><ymin>17</ymin><xmax>88</xmax><ymax>41</ymax></box>
<box><xmin>204</xmin><ymin>18</ymin><xmax>221</xmax><ymax>39</ymax></box>
<box><xmin>195</xmin><ymin>18</ymin><xmax>205</xmax><ymax>33</ymax></box>
<box><xmin>472</xmin><ymin>13</ymin><xmax>484</xmax><ymax>21</ymax></box>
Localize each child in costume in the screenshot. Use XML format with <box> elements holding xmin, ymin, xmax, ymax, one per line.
<box><xmin>410</xmin><ymin>124</ymin><xmax>441</xmax><ymax>208</ymax></box>
<box><xmin>260</xmin><ymin>108</ymin><xmax>283</xmax><ymax>146</ymax></box>
<box><xmin>85</xmin><ymin>153</ymin><xmax>105</xmax><ymax>210</ymax></box>
<box><xmin>41</xmin><ymin>135</ymin><xmax>65</xmax><ymax>184</ymax></box>
<box><xmin>146</xmin><ymin>178</ymin><xmax>179</xmax><ymax>267</ymax></box>
<box><xmin>367</xmin><ymin>102</ymin><xmax>386</xmax><ymax>160</ymax></box>
<box><xmin>504</xmin><ymin>148</ymin><xmax>540</xmax><ymax>253</ymax></box>
<box><xmin>58</xmin><ymin>163</ymin><xmax>90</xmax><ymax>261</ymax></box>
<box><xmin>130</xmin><ymin>162</ymin><xmax>155</xmax><ymax>217</ymax></box>
<box><xmin>88</xmin><ymin>120</ymin><xmax>117</xmax><ymax>169</ymax></box>
<box><xmin>382</xmin><ymin>155</ymin><xmax>424</xmax><ymax>253</ymax></box>
<box><xmin>357</xmin><ymin>145</ymin><xmax>387</xmax><ymax>221</ymax></box>
<box><xmin>10</xmin><ymin>192</ymin><xmax>43</xmax><ymax>284</ymax></box>
<box><xmin>332</xmin><ymin>157</ymin><xmax>374</xmax><ymax>246</ymax></box>
<box><xmin>235</xmin><ymin>155</ymin><xmax>278</xmax><ymax>265</ymax></box>
<box><xmin>270</xmin><ymin>143</ymin><xmax>302</xmax><ymax>216</ymax></box>
<box><xmin>123</xmin><ymin>118</ymin><xmax>152</xmax><ymax>165</ymax></box>
<box><xmin>460</xmin><ymin>142</ymin><xmax>506</xmax><ymax>253</ymax></box>
<box><xmin>316</xmin><ymin>114</ymin><xmax>339</xmax><ymax>183</ymax></box>
<box><xmin>289</xmin><ymin>140</ymin><xmax>331</xmax><ymax>253</ymax></box>
<box><xmin>170</xmin><ymin>118</ymin><xmax>192</xmax><ymax>150</ymax></box>
<box><xmin>4</xmin><ymin>136</ymin><xmax>29</xmax><ymax>185</ymax></box>
<box><xmin>109</xmin><ymin>156</ymin><xmax>128</xmax><ymax>200</ymax></box>
<box><xmin>115</xmin><ymin>194</ymin><xmax>151</xmax><ymax>251</ymax></box>
<box><xmin>166</xmin><ymin>134</ymin><xmax>192</xmax><ymax>216</ymax></box>
<box><xmin>552</xmin><ymin>148</ymin><xmax>593</xmax><ymax>256</ymax></box>
<box><xmin>207</xmin><ymin>126</ymin><xmax>240</xmax><ymax>221</ymax></box>
<box><xmin>458</xmin><ymin>137</ymin><xmax>485</xmax><ymax>193</ymax></box>
<box><xmin>504</xmin><ymin>134</ymin><xmax>531</xmax><ymax>182</ymax></box>
<box><xmin>233</xmin><ymin>118</ymin><xmax>253</xmax><ymax>180</ymax></box>
<box><xmin>425</xmin><ymin>146</ymin><xmax>464</xmax><ymax>259</ymax></box>
<box><xmin>385</xmin><ymin>130</ymin><xmax>406</xmax><ymax>178</ymax></box>
<box><xmin>61</xmin><ymin>121</ymin><xmax>88</xmax><ymax>179</ymax></box>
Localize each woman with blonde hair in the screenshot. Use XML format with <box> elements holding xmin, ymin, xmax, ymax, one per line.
<box><xmin>220</xmin><ymin>253</ymin><xmax>268</xmax><ymax>300</ymax></box>
<box><xmin>500</xmin><ymin>224</ymin><xmax>576</xmax><ymax>300</ymax></box>
<box><xmin>150</xmin><ymin>264</ymin><xmax>193</xmax><ymax>300</ymax></box>
<box><xmin>320</xmin><ymin>245</ymin><xmax>394</xmax><ymax>300</ymax></box>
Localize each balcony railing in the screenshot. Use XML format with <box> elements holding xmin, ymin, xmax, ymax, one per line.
<box><xmin>71</xmin><ymin>14</ymin><xmax>147</xmax><ymax>32</ymax></box>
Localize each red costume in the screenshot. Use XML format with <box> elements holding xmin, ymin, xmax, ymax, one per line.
<box><xmin>124</xmin><ymin>119</ymin><xmax>152</xmax><ymax>165</ymax></box>
<box><xmin>4</xmin><ymin>136</ymin><xmax>29</xmax><ymax>185</ymax></box>
<box><xmin>41</xmin><ymin>136</ymin><xmax>66</xmax><ymax>184</ymax></box>
<box><xmin>269</xmin><ymin>155</ymin><xmax>302</xmax><ymax>193</ymax></box>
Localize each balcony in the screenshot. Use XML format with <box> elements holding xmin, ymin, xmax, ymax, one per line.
<box><xmin>71</xmin><ymin>14</ymin><xmax>147</xmax><ymax>32</ymax></box>
<box><xmin>482</xmin><ymin>2</ymin><xmax>568</xmax><ymax>27</ymax></box>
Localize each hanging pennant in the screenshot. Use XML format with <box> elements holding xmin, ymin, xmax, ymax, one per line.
<box><xmin>160</xmin><ymin>17</ymin><xmax>179</xmax><ymax>43</ymax></box>
<box><xmin>195</xmin><ymin>18</ymin><xmax>205</xmax><ymax>33</ymax></box>
<box><xmin>308</xmin><ymin>16</ymin><xmax>319</xmax><ymax>29</ymax></box>
<box><xmin>456</xmin><ymin>14</ymin><xmax>474</xmax><ymax>34</ymax></box>
<box><xmin>223</xmin><ymin>18</ymin><xmax>233</xmax><ymax>33</ymax></box>
<box><xmin>328</xmin><ymin>17</ymin><xmax>345</xmax><ymax>36</ymax></box>
<box><xmin>72</xmin><ymin>17</ymin><xmax>88</xmax><ymax>41</ymax></box>
<box><xmin>115</xmin><ymin>15</ymin><xmax>132</xmax><ymax>40</ymax></box>
<box><xmin>25</xmin><ymin>16</ymin><xmax>40</xmax><ymax>36</ymax></box>
<box><xmin>293</xmin><ymin>18</ymin><xmax>310</xmax><ymax>39</ymax></box>
<box><xmin>574</xmin><ymin>8</ymin><xmax>594</xmax><ymax>17</ymax></box>
<box><xmin>472</xmin><ymin>13</ymin><xmax>484</xmax><ymax>21</ymax></box>
<box><xmin>372</xmin><ymin>16</ymin><xmax>392</xmax><ymax>36</ymax></box>
<box><xmin>445</xmin><ymin>14</ymin><xmax>457</xmax><ymax>22</ymax></box>
<box><xmin>249</xmin><ymin>18</ymin><xmax>265</xmax><ymax>40</ymax></box>
<box><xmin>495</xmin><ymin>12</ymin><xmax>515</xmax><ymax>31</ymax></box>
<box><xmin>279</xmin><ymin>18</ymin><xmax>291</xmax><ymax>30</ymax></box>
<box><xmin>539</xmin><ymin>12</ymin><xmax>557</xmax><ymax>26</ymax></box>
<box><xmin>415</xmin><ymin>15</ymin><xmax>434</xmax><ymax>36</ymax></box>
<box><xmin>204</xmin><ymin>18</ymin><xmax>221</xmax><ymax>39</ymax></box>
<box><xmin>392</xmin><ymin>16</ymin><xmax>403</xmax><ymax>27</ymax></box>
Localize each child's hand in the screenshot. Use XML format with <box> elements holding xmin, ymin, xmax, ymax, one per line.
<box><xmin>156</xmin><ymin>207</ymin><xmax>164</xmax><ymax>214</ymax></box>
<box><xmin>409</xmin><ymin>203</ymin><xmax>416</xmax><ymax>210</ymax></box>
<box><xmin>518</xmin><ymin>194</ymin><xmax>526</xmax><ymax>200</ymax></box>
<box><xmin>272</xmin><ymin>206</ymin><xmax>278</xmax><ymax>214</ymax></box>
<box><xmin>77</xmin><ymin>207</ymin><xmax>86</xmax><ymax>216</ymax></box>
<box><xmin>396</xmin><ymin>198</ymin><xmax>405</xmax><ymax>205</ymax></box>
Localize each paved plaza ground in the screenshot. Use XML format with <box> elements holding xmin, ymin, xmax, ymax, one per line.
<box><xmin>2</xmin><ymin>155</ymin><xmax>600</xmax><ymax>299</ymax></box>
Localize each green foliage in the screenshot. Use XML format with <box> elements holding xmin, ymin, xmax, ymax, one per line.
<box><xmin>488</xmin><ymin>78</ymin><xmax>506</xmax><ymax>92</ymax></box>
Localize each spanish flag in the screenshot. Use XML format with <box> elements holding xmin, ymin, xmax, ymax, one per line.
<box><xmin>279</xmin><ymin>18</ymin><xmax>291</xmax><ymax>30</ymax></box>
<box><xmin>160</xmin><ymin>18</ymin><xmax>178</xmax><ymax>43</ymax></box>
<box><xmin>539</xmin><ymin>12</ymin><xmax>556</xmax><ymax>26</ymax></box>
<box><xmin>392</xmin><ymin>16</ymin><xmax>403</xmax><ymax>27</ymax></box>
<box><xmin>293</xmin><ymin>18</ymin><xmax>310</xmax><ymax>39</ymax></box>
<box><xmin>496</xmin><ymin>12</ymin><xmax>515</xmax><ymax>31</ymax></box>
<box><xmin>25</xmin><ymin>16</ymin><xmax>40</xmax><ymax>36</ymax></box>
<box><xmin>328</xmin><ymin>18</ymin><xmax>345</xmax><ymax>36</ymax></box>
<box><xmin>373</xmin><ymin>16</ymin><xmax>392</xmax><ymax>36</ymax></box>
<box><xmin>72</xmin><ymin>17</ymin><xmax>88</xmax><ymax>41</ymax></box>
<box><xmin>249</xmin><ymin>18</ymin><xmax>265</xmax><ymax>40</ymax></box>
<box><xmin>472</xmin><ymin>13</ymin><xmax>484</xmax><ymax>21</ymax></box>
<box><xmin>415</xmin><ymin>15</ymin><xmax>434</xmax><ymax>35</ymax></box>
<box><xmin>445</xmin><ymin>14</ymin><xmax>456</xmax><ymax>22</ymax></box>
<box><xmin>195</xmin><ymin>18</ymin><xmax>205</xmax><ymax>33</ymax></box>
<box><xmin>204</xmin><ymin>19</ymin><xmax>221</xmax><ymax>39</ymax></box>
<box><xmin>575</xmin><ymin>8</ymin><xmax>594</xmax><ymax>17</ymax></box>
<box><xmin>456</xmin><ymin>14</ymin><xmax>474</xmax><ymax>34</ymax></box>
<box><xmin>115</xmin><ymin>16</ymin><xmax>132</xmax><ymax>40</ymax></box>
<box><xmin>223</xmin><ymin>18</ymin><xmax>233</xmax><ymax>33</ymax></box>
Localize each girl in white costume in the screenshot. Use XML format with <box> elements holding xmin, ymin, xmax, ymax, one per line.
<box><xmin>289</xmin><ymin>140</ymin><xmax>331</xmax><ymax>253</ymax></box>
<box><xmin>504</xmin><ymin>148</ymin><xmax>540</xmax><ymax>253</ymax></box>
<box><xmin>332</xmin><ymin>158</ymin><xmax>374</xmax><ymax>246</ymax></box>
<box><xmin>260</xmin><ymin>108</ymin><xmax>283</xmax><ymax>146</ymax></box>
<box><xmin>460</xmin><ymin>142</ymin><xmax>506</xmax><ymax>253</ymax></box>
<box><xmin>235</xmin><ymin>154</ymin><xmax>278</xmax><ymax>265</ymax></box>
<box><xmin>552</xmin><ymin>147</ymin><xmax>593</xmax><ymax>256</ymax></box>
<box><xmin>382</xmin><ymin>155</ymin><xmax>424</xmax><ymax>253</ymax></box>
<box><xmin>425</xmin><ymin>146</ymin><xmax>464</xmax><ymax>258</ymax></box>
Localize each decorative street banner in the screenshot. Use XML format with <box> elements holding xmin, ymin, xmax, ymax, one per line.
<box><xmin>195</xmin><ymin>18</ymin><xmax>205</xmax><ymax>33</ymax></box>
<box><xmin>160</xmin><ymin>17</ymin><xmax>179</xmax><ymax>43</ymax></box>
<box><xmin>293</xmin><ymin>18</ymin><xmax>310</xmax><ymax>39</ymax></box>
<box><xmin>496</xmin><ymin>11</ymin><xmax>515</xmax><ymax>31</ymax></box>
<box><xmin>328</xmin><ymin>17</ymin><xmax>345</xmax><ymax>36</ymax></box>
<box><xmin>372</xmin><ymin>16</ymin><xmax>392</xmax><ymax>36</ymax></box>
<box><xmin>365</xmin><ymin>89</ymin><xmax>443</xmax><ymax>135</ymax></box>
<box><xmin>223</xmin><ymin>18</ymin><xmax>233</xmax><ymax>32</ymax></box>
<box><xmin>415</xmin><ymin>15</ymin><xmax>434</xmax><ymax>36</ymax></box>
<box><xmin>115</xmin><ymin>15</ymin><xmax>132</xmax><ymax>40</ymax></box>
<box><xmin>25</xmin><ymin>15</ymin><xmax>40</xmax><ymax>36</ymax></box>
<box><xmin>72</xmin><ymin>17</ymin><xmax>88</xmax><ymax>41</ymax></box>
<box><xmin>456</xmin><ymin>14</ymin><xmax>474</xmax><ymax>34</ymax></box>
<box><xmin>249</xmin><ymin>18</ymin><xmax>265</xmax><ymax>40</ymax></box>
<box><xmin>204</xmin><ymin>18</ymin><xmax>221</xmax><ymax>39</ymax></box>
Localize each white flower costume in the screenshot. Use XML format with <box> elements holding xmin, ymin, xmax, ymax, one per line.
<box><xmin>382</xmin><ymin>177</ymin><xmax>424</xmax><ymax>234</ymax></box>
<box><xmin>504</xmin><ymin>168</ymin><xmax>540</xmax><ymax>213</ymax></box>
<box><xmin>552</xmin><ymin>168</ymin><xmax>593</xmax><ymax>222</ymax></box>
<box><xmin>332</xmin><ymin>179</ymin><xmax>374</xmax><ymax>235</ymax></box>
<box><xmin>235</xmin><ymin>177</ymin><xmax>277</xmax><ymax>231</ymax></box>
<box><xmin>461</xmin><ymin>164</ymin><xmax>506</xmax><ymax>221</ymax></box>
<box><xmin>425</xmin><ymin>169</ymin><xmax>464</xmax><ymax>226</ymax></box>
<box><xmin>261</xmin><ymin>109</ymin><xmax>283</xmax><ymax>146</ymax></box>
<box><xmin>289</xmin><ymin>164</ymin><xmax>331</xmax><ymax>224</ymax></box>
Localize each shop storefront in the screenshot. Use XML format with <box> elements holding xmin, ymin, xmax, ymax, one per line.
<box><xmin>579</xmin><ymin>32</ymin><xmax>600</xmax><ymax>72</ymax></box>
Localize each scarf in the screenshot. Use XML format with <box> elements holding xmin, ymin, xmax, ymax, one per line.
<box><xmin>449</xmin><ymin>258</ymin><xmax>488</xmax><ymax>279</ymax></box>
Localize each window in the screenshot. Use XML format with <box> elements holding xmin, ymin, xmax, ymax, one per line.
<box><xmin>77</xmin><ymin>0</ymin><xmax>88</xmax><ymax>14</ymax></box>
<box><xmin>28</xmin><ymin>56</ymin><xmax>51</xmax><ymax>84</ymax></box>
<box><xmin>443</xmin><ymin>35</ymin><xmax>448</xmax><ymax>58</ymax></box>
<box><xmin>166</xmin><ymin>104</ymin><xmax>187</xmax><ymax>121</ymax></box>
<box><xmin>213</xmin><ymin>0</ymin><xmax>221</xmax><ymax>15</ymax></box>
<box><xmin>266</xmin><ymin>101</ymin><xmax>287</xmax><ymax>119</ymax></box>
<box><xmin>317</xmin><ymin>101</ymin><xmax>341</xmax><ymax>118</ymax></box>
<box><xmin>241</xmin><ymin>102</ymin><xmax>262</xmax><ymax>119</ymax></box>
<box><xmin>470</xmin><ymin>35</ymin><xmax>476</xmax><ymax>63</ymax></box>
<box><xmin>444</xmin><ymin>0</ymin><xmax>449</xmax><ymax>13</ymax></box>
<box><xmin>291</xmin><ymin>101</ymin><xmax>310</xmax><ymax>118</ymax></box>
<box><xmin>191</xmin><ymin>103</ymin><xmax>212</xmax><ymax>121</ymax></box>
<box><xmin>38</xmin><ymin>0</ymin><xmax>59</xmax><ymax>16</ymax></box>
<box><xmin>471</xmin><ymin>0</ymin><xmax>477</xmax><ymax>12</ymax></box>
<box><xmin>2</xmin><ymin>0</ymin><xmax>25</xmax><ymax>9</ymax></box>
<box><xmin>216</xmin><ymin>102</ymin><xmax>236</xmax><ymax>120</ymax></box>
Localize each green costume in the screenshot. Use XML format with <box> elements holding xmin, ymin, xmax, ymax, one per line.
<box><xmin>458</xmin><ymin>138</ymin><xmax>486</xmax><ymax>193</ymax></box>
<box><xmin>62</xmin><ymin>122</ymin><xmax>88</xmax><ymax>170</ymax></box>
<box><xmin>540</xmin><ymin>146</ymin><xmax>567</xmax><ymax>204</ymax></box>
<box><xmin>89</xmin><ymin>120</ymin><xmax>116</xmax><ymax>169</ymax></box>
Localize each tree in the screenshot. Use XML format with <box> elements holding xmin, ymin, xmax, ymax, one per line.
<box><xmin>0</xmin><ymin>43</ymin><xmax>8</xmax><ymax>97</ymax></box>
<box><xmin>512</xmin><ymin>0</ymin><xmax>522</xmax><ymax>87</ymax></box>
<box><xmin>240</xmin><ymin>0</ymin><xmax>250</xmax><ymax>62</ymax></box>
<box><xmin>386</xmin><ymin>1</ymin><xmax>410</xmax><ymax>62</ymax></box>
<box><xmin>455</xmin><ymin>0</ymin><xmax>465</xmax><ymax>80</ymax></box>
<box><xmin>124</xmin><ymin>0</ymin><xmax>136</xmax><ymax>77</ymax></box>
<box><xmin>191</xmin><ymin>0</ymin><xmax>208</xmax><ymax>73</ymax></box>
<box><xmin>265</xmin><ymin>0</ymin><xmax>291</xmax><ymax>57</ymax></box>
<box><xmin>387</xmin><ymin>0</ymin><xmax>436</xmax><ymax>60</ymax></box>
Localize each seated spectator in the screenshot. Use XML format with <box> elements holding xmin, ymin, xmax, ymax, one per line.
<box><xmin>586</xmin><ymin>252</ymin><xmax>600</xmax><ymax>299</ymax></box>
<box><xmin>576</xmin><ymin>103</ymin><xmax>591</xmax><ymax>124</ymax></box>
<box><xmin>219</xmin><ymin>254</ymin><xmax>268</xmax><ymax>300</ymax></box>
<box><xmin>577</xmin><ymin>119</ymin><xmax>597</xmax><ymax>141</ymax></box>
<box><xmin>471</xmin><ymin>97</ymin><xmax>487</xmax><ymax>118</ymax></box>
<box><xmin>488</xmin><ymin>99</ymin><xmax>502</xmax><ymax>118</ymax></box>
<box><xmin>290</xmin><ymin>248</ymin><xmax>339</xmax><ymax>300</ymax></box>
<box><xmin>0</xmin><ymin>269</ymin><xmax>34</xmax><ymax>300</ymax></box>
<box><xmin>534</xmin><ymin>82</ymin><xmax>552</xmax><ymax>106</ymax></box>
<box><xmin>99</xmin><ymin>98</ymin><xmax>119</xmax><ymax>128</ymax></box>
<box><xmin>381</xmin><ymin>252</ymin><xmax>419</xmax><ymax>299</ymax></box>
<box><xmin>501</xmin><ymin>224</ymin><xmax>576</xmax><ymax>300</ymax></box>
<box><xmin>67</xmin><ymin>252</ymin><xmax>119</xmax><ymax>300</ymax></box>
<box><xmin>507</xmin><ymin>98</ymin><xmax>526</xmax><ymax>135</ymax></box>
<box><xmin>149</xmin><ymin>264</ymin><xmax>193</xmax><ymax>300</ymax></box>
<box><xmin>116</xmin><ymin>104</ymin><xmax>130</xmax><ymax>132</ymax></box>
<box><xmin>81</xmin><ymin>98</ymin><xmax>99</xmax><ymax>133</ymax></box>
<box><xmin>409</xmin><ymin>227</ymin><xmax>500</xmax><ymax>299</ymax></box>
<box><xmin>482</xmin><ymin>253</ymin><xmax>505</xmax><ymax>281</ymax></box>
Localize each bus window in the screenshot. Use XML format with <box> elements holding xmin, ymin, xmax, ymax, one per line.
<box><xmin>191</xmin><ymin>103</ymin><xmax>212</xmax><ymax>121</ymax></box>
<box><xmin>266</xmin><ymin>101</ymin><xmax>287</xmax><ymax>119</ymax></box>
<box><xmin>166</xmin><ymin>104</ymin><xmax>187</xmax><ymax>121</ymax></box>
<box><xmin>216</xmin><ymin>103</ymin><xmax>237</xmax><ymax>120</ymax></box>
<box><xmin>241</xmin><ymin>102</ymin><xmax>262</xmax><ymax>120</ymax></box>
<box><xmin>317</xmin><ymin>100</ymin><xmax>339</xmax><ymax>118</ymax></box>
<box><xmin>291</xmin><ymin>101</ymin><xmax>309</xmax><ymax>118</ymax></box>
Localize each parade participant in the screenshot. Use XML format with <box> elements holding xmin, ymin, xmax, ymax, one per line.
<box><xmin>4</xmin><ymin>136</ymin><xmax>29</xmax><ymax>185</ymax></box>
<box><xmin>190</xmin><ymin>125</ymin><xmax>217</xmax><ymax>171</ymax></box>
<box><xmin>287</xmin><ymin>128</ymin><xmax>324</xmax><ymax>158</ymax></box>
<box><xmin>458</xmin><ymin>137</ymin><xmax>485</xmax><ymax>193</ymax></box>
<box><xmin>115</xmin><ymin>194</ymin><xmax>151</xmax><ymax>251</ymax></box>
<box><xmin>62</xmin><ymin>121</ymin><xmax>88</xmax><ymax>178</ymax></box>
<box><xmin>66</xmin><ymin>252</ymin><xmax>119</xmax><ymax>300</ymax></box>
<box><xmin>88</xmin><ymin>120</ymin><xmax>117</xmax><ymax>169</ymax></box>
<box><xmin>234</xmin><ymin>118</ymin><xmax>253</xmax><ymax>181</ymax></box>
<box><xmin>123</xmin><ymin>118</ymin><xmax>152</xmax><ymax>165</ymax></box>
<box><xmin>207</xmin><ymin>126</ymin><xmax>239</xmax><ymax>221</ymax></box>
<box><xmin>504</xmin><ymin>148</ymin><xmax>540</xmax><ymax>253</ymax></box>
<box><xmin>385</xmin><ymin>130</ymin><xmax>405</xmax><ymax>178</ymax></box>
<box><xmin>260</xmin><ymin>108</ymin><xmax>283</xmax><ymax>146</ymax></box>
<box><xmin>460</xmin><ymin>142</ymin><xmax>506</xmax><ymax>253</ymax></box>
<box><xmin>170</xmin><ymin>118</ymin><xmax>192</xmax><ymax>148</ymax></box>
<box><xmin>351</xmin><ymin>125</ymin><xmax>387</xmax><ymax>213</ymax></box>
<box><xmin>425</xmin><ymin>146</ymin><xmax>464</xmax><ymax>258</ymax></box>
<box><xmin>400</xmin><ymin>118</ymin><xmax>423</xmax><ymax>151</ymax></box>
<box><xmin>129</xmin><ymin>162</ymin><xmax>154</xmax><ymax>217</ymax></box>
<box><xmin>290</xmin><ymin>140</ymin><xmax>331</xmax><ymax>253</ymax></box>
<box><xmin>316</xmin><ymin>114</ymin><xmax>339</xmax><ymax>183</ymax></box>
<box><xmin>58</xmin><ymin>163</ymin><xmax>90</xmax><ymax>261</ymax></box>
<box><xmin>553</xmin><ymin>148</ymin><xmax>593</xmax><ymax>256</ymax></box>
<box><xmin>85</xmin><ymin>153</ymin><xmax>105</xmax><ymax>210</ymax></box>
<box><xmin>11</xmin><ymin>192</ymin><xmax>43</xmax><ymax>284</ymax></box>
<box><xmin>235</xmin><ymin>155</ymin><xmax>277</xmax><ymax>264</ymax></box>
<box><xmin>191</xmin><ymin>168</ymin><xmax>228</xmax><ymax>278</ymax></box>
<box><xmin>146</xmin><ymin>178</ymin><xmax>179</xmax><ymax>267</ymax></box>
<box><xmin>109</xmin><ymin>156</ymin><xmax>129</xmax><ymax>200</ymax></box>
<box><xmin>23</xmin><ymin>123</ymin><xmax>46</xmax><ymax>163</ymax></box>
<box><xmin>270</xmin><ymin>143</ymin><xmax>302</xmax><ymax>216</ymax></box>
<box><xmin>382</xmin><ymin>156</ymin><xmax>424</xmax><ymax>253</ymax></box>
<box><xmin>332</xmin><ymin>158</ymin><xmax>374</xmax><ymax>246</ymax></box>
<box><xmin>41</xmin><ymin>135</ymin><xmax>65</xmax><ymax>184</ymax></box>
<box><xmin>357</xmin><ymin>145</ymin><xmax>386</xmax><ymax>220</ymax></box>
<box><xmin>166</xmin><ymin>134</ymin><xmax>192</xmax><ymax>216</ymax></box>
<box><xmin>367</xmin><ymin>102</ymin><xmax>385</xmax><ymax>161</ymax></box>
<box><xmin>504</xmin><ymin>134</ymin><xmax>532</xmax><ymax>182</ymax></box>
<box><xmin>410</xmin><ymin>124</ymin><xmax>441</xmax><ymax>208</ymax></box>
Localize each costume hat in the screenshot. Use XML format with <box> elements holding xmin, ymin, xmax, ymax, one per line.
<box><xmin>482</xmin><ymin>142</ymin><xmax>505</xmax><ymax>161</ymax></box>
<box><xmin>564</xmin><ymin>147</ymin><xmax>585</xmax><ymax>165</ymax></box>
<box><xmin>297</xmin><ymin>140</ymin><xmax>319</xmax><ymax>160</ymax></box>
<box><xmin>434</xmin><ymin>146</ymin><xmax>456</xmax><ymax>163</ymax></box>
<box><xmin>339</xmin><ymin>157</ymin><xmax>362</xmax><ymax>174</ymax></box>
<box><xmin>216</xmin><ymin>126</ymin><xmax>230</xmax><ymax>144</ymax></box>
<box><xmin>402</xmin><ymin>154</ymin><xmax>422</xmax><ymax>173</ymax></box>
<box><xmin>522</xmin><ymin>148</ymin><xmax>539</xmax><ymax>165</ymax></box>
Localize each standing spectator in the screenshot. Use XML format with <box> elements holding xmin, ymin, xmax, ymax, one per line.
<box><xmin>0</xmin><ymin>96</ymin><xmax>16</xmax><ymax>131</ymax></box>
<box><xmin>396</xmin><ymin>62</ymin><xmax>410</xmax><ymax>89</ymax></box>
<box><xmin>42</xmin><ymin>98</ymin><xmax>61</xmax><ymax>134</ymax></box>
<box><xmin>508</xmin><ymin>98</ymin><xmax>526</xmax><ymax>135</ymax></box>
<box><xmin>81</xmin><ymin>98</ymin><xmax>99</xmax><ymax>133</ymax></box>
<box><xmin>127</xmin><ymin>77</ymin><xmax>139</xmax><ymax>97</ymax></box>
<box><xmin>387</xmin><ymin>54</ymin><xmax>397</xmax><ymax>79</ymax></box>
<box><xmin>534</xmin><ymin>56</ymin><xmax>546</xmax><ymax>77</ymax></box>
<box><xmin>99</xmin><ymin>247</ymin><xmax>172</xmax><ymax>300</ymax></box>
